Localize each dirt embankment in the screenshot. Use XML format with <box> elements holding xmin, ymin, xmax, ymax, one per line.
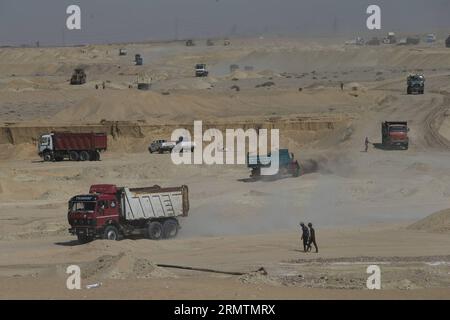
<box><xmin>408</xmin><ymin>208</ymin><xmax>450</xmax><ymax>234</ymax></box>
<box><xmin>0</xmin><ymin>116</ymin><xmax>351</xmax><ymax>158</ymax></box>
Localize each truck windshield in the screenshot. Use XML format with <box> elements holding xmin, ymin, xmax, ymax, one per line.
<box><xmin>69</xmin><ymin>201</ymin><xmax>96</xmax><ymax>212</ymax></box>
<box><xmin>40</xmin><ymin>137</ymin><xmax>49</xmax><ymax>145</ymax></box>
<box><xmin>390</xmin><ymin>126</ymin><xmax>406</xmax><ymax>132</ymax></box>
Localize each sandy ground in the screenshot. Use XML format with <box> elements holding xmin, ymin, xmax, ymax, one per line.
<box><xmin>1</xmin><ymin>37</ymin><xmax>450</xmax><ymax>299</ymax></box>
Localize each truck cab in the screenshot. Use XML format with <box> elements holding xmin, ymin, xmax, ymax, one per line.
<box><xmin>247</xmin><ymin>149</ymin><xmax>301</xmax><ymax>178</ymax></box>
<box><xmin>68</xmin><ymin>184</ymin><xmax>121</xmax><ymax>243</ymax></box>
<box><xmin>38</xmin><ymin>134</ymin><xmax>54</xmax><ymax>161</ymax></box>
<box><xmin>195</xmin><ymin>64</ymin><xmax>209</xmax><ymax>77</ymax></box>
<box><xmin>382</xmin><ymin>121</ymin><xmax>409</xmax><ymax>150</ymax></box>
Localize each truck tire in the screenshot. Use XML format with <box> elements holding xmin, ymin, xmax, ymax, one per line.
<box><xmin>147</xmin><ymin>221</ymin><xmax>163</xmax><ymax>240</ymax></box>
<box><xmin>250</xmin><ymin>167</ymin><xmax>261</xmax><ymax>178</ymax></box>
<box><xmin>93</xmin><ymin>151</ymin><xmax>101</xmax><ymax>161</ymax></box>
<box><xmin>69</xmin><ymin>151</ymin><xmax>79</xmax><ymax>161</ymax></box>
<box><xmin>79</xmin><ymin>151</ymin><xmax>90</xmax><ymax>161</ymax></box>
<box><xmin>43</xmin><ymin>152</ymin><xmax>53</xmax><ymax>162</ymax></box>
<box><xmin>77</xmin><ymin>234</ymin><xmax>93</xmax><ymax>244</ymax></box>
<box><xmin>103</xmin><ymin>225</ymin><xmax>120</xmax><ymax>241</ymax></box>
<box><xmin>162</xmin><ymin>220</ymin><xmax>179</xmax><ymax>239</ymax></box>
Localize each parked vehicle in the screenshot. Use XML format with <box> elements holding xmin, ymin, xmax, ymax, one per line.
<box><xmin>38</xmin><ymin>132</ymin><xmax>107</xmax><ymax>162</ymax></box>
<box><xmin>149</xmin><ymin>137</ymin><xmax>196</xmax><ymax>154</ymax></box>
<box><xmin>381</xmin><ymin>121</ymin><xmax>409</xmax><ymax>150</ymax></box>
<box><xmin>68</xmin><ymin>184</ymin><xmax>189</xmax><ymax>243</ymax></box>
<box><xmin>195</xmin><ymin>64</ymin><xmax>209</xmax><ymax>77</ymax></box>
<box><xmin>119</xmin><ymin>48</ymin><xmax>127</xmax><ymax>56</ymax></box>
<box><xmin>149</xmin><ymin>140</ymin><xmax>176</xmax><ymax>153</ymax></box>
<box><xmin>247</xmin><ymin>149</ymin><xmax>301</xmax><ymax>178</ymax></box>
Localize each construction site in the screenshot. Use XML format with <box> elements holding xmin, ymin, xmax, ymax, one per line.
<box><xmin>1</xmin><ymin>1</ymin><xmax>450</xmax><ymax>300</ymax></box>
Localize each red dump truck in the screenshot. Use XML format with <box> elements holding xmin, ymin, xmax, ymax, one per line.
<box><xmin>382</xmin><ymin>121</ymin><xmax>409</xmax><ymax>150</ymax></box>
<box><xmin>38</xmin><ymin>132</ymin><xmax>107</xmax><ymax>162</ymax></box>
<box><xmin>68</xmin><ymin>184</ymin><xmax>189</xmax><ymax>243</ymax></box>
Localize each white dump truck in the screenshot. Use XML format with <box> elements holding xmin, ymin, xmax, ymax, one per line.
<box><xmin>68</xmin><ymin>184</ymin><xmax>189</xmax><ymax>243</ymax></box>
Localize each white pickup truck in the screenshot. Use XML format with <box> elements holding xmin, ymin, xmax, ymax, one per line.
<box><xmin>149</xmin><ymin>138</ymin><xmax>196</xmax><ymax>154</ymax></box>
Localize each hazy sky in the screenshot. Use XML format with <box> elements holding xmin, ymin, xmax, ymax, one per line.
<box><xmin>0</xmin><ymin>0</ymin><xmax>449</xmax><ymax>46</ymax></box>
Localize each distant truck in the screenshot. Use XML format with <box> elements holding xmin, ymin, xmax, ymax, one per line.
<box><xmin>149</xmin><ymin>137</ymin><xmax>196</xmax><ymax>153</ymax></box>
<box><xmin>119</xmin><ymin>48</ymin><xmax>127</xmax><ymax>56</ymax></box>
<box><xmin>383</xmin><ymin>32</ymin><xmax>397</xmax><ymax>44</ymax></box>
<box><xmin>195</xmin><ymin>64</ymin><xmax>209</xmax><ymax>77</ymax></box>
<box><xmin>407</xmin><ymin>74</ymin><xmax>425</xmax><ymax>94</ymax></box>
<box><xmin>381</xmin><ymin>121</ymin><xmax>409</xmax><ymax>150</ymax></box>
<box><xmin>70</xmin><ymin>68</ymin><xmax>86</xmax><ymax>85</ymax></box>
<box><xmin>247</xmin><ymin>149</ymin><xmax>301</xmax><ymax>178</ymax></box>
<box><xmin>38</xmin><ymin>132</ymin><xmax>107</xmax><ymax>162</ymax></box>
<box><xmin>425</xmin><ymin>34</ymin><xmax>436</xmax><ymax>44</ymax></box>
<box><xmin>135</xmin><ymin>54</ymin><xmax>143</xmax><ymax>66</ymax></box>
<box><xmin>68</xmin><ymin>184</ymin><xmax>189</xmax><ymax>243</ymax></box>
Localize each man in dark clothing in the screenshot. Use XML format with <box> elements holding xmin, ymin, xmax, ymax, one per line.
<box><xmin>300</xmin><ymin>222</ymin><xmax>309</xmax><ymax>252</ymax></box>
<box><xmin>307</xmin><ymin>222</ymin><xmax>319</xmax><ymax>253</ymax></box>
<box><xmin>364</xmin><ymin>137</ymin><xmax>370</xmax><ymax>152</ymax></box>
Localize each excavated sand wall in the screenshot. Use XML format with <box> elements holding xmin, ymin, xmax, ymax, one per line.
<box><xmin>0</xmin><ymin>118</ymin><xmax>347</xmax><ymax>145</ymax></box>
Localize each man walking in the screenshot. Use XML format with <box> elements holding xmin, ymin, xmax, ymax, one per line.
<box><xmin>307</xmin><ymin>222</ymin><xmax>319</xmax><ymax>253</ymax></box>
<box><xmin>300</xmin><ymin>222</ymin><xmax>310</xmax><ymax>252</ymax></box>
<box><xmin>364</xmin><ymin>137</ymin><xmax>370</xmax><ymax>152</ymax></box>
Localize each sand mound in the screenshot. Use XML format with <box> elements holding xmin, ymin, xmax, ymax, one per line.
<box><xmin>80</xmin><ymin>252</ymin><xmax>175</xmax><ymax>280</ymax></box>
<box><xmin>408</xmin><ymin>209</ymin><xmax>450</xmax><ymax>233</ymax></box>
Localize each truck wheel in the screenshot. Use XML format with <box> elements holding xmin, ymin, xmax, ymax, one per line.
<box><xmin>103</xmin><ymin>225</ymin><xmax>120</xmax><ymax>241</ymax></box>
<box><xmin>43</xmin><ymin>153</ymin><xmax>53</xmax><ymax>162</ymax></box>
<box><xmin>69</xmin><ymin>151</ymin><xmax>79</xmax><ymax>161</ymax></box>
<box><xmin>162</xmin><ymin>220</ymin><xmax>179</xmax><ymax>239</ymax></box>
<box><xmin>147</xmin><ymin>222</ymin><xmax>163</xmax><ymax>240</ymax></box>
<box><xmin>79</xmin><ymin>151</ymin><xmax>90</xmax><ymax>161</ymax></box>
<box><xmin>77</xmin><ymin>234</ymin><xmax>93</xmax><ymax>244</ymax></box>
<box><xmin>250</xmin><ymin>167</ymin><xmax>261</xmax><ymax>178</ymax></box>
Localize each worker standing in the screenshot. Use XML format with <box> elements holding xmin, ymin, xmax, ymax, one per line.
<box><xmin>365</xmin><ymin>137</ymin><xmax>370</xmax><ymax>152</ymax></box>
<box><xmin>300</xmin><ymin>222</ymin><xmax>310</xmax><ymax>252</ymax></box>
<box><xmin>307</xmin><ymin>223</ymin><xmax>319</xmax><ymax>253</ymax></box>
<box><xmin>340</xmin><ymin>82</ymin><xmax>344</xmax><ymax>91</ymax></box>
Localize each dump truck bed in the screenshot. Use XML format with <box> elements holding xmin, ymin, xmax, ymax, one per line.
<box><xmin>53</xmin><ymin>132</ymin><xmax>107</xmax><ymax>151</ymax></box>
<box><xmin>120</xmin><ymin>185</ymin><xmax>189</xmax><ymax>220</ymax></box>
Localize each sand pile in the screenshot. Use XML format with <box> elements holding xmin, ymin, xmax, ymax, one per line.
<box><xmin>80</xmin><ymin>252</ymin><xmax>175</xmax><ymax>280</ymax></box>
<box><xmin>408</xmin><ymin>209</ymin><xmax>450</xmax><ymax>233</ymax></box>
